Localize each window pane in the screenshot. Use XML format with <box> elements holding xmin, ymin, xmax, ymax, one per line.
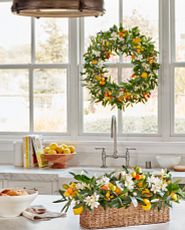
<box><xmin>123</xmin><ymin>0</ymin><xmax>159</xmax><ymax>61</ymax></box>
<box><xmin>84</xmin><ymin>0</ymin><xmax>119</xmax><ymax>62</ymax></box>
<box><xmin>175</xmin><ymin>0</ymin><xmax>185</xmax><ymax>61</ymax></box>
<box><xmin>35</xmin><ymin>19</ymin><xmax>68</xmax><ymax>64</ymax></box>
<box><xmin>0</xmin><ymin>70</ymin><xmax>29</xmax><ymax>131</ymax></box>
<box><xmin>122</xmin><ymin>68</ymin><xmax>158</xmax><ymax>134</ymax></box>
<box><xmin>83</xmin><ymin>68</ymin><xmax>118</xmax><ymax>133</ymax></box>
<box><xmin>0</xmin><ymin>2</ymin><xmax>31</xmax><ymax>64</ymax></box>
<box><xmin>175</xmin><ymin>68</ymin><xmax>185</xmax><ymax>133</ymax></box>
<box><xmin>33</xmin><ymin>69</ymin><xmax>67</xmax><ymax>132</ymax></box>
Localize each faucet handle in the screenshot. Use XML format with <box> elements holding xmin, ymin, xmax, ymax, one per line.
<box><xmin>126</xmin><ymin>148</ymin><xmax>136</xmax><ymax>151</ymax></box>
<box><xmin>95</xmin><ymin>147</ymin><xmax>106</xmax><ymax>151</ymax></box>
<box><xmin>95</xmin><ymin>147</ymin><xmax>107</xmax><ymax>168</ymax></box>
<box><xmin>125</xmin><ymin>148</ymin><xmax>136</xmax><ymax>168</ymax></box>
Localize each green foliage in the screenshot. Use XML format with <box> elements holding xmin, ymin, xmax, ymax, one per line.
<box><xmin>54</xmin><ymin>167</ymin><xmax>185</xmax><ymax>215</ymax></box>
<box><xmin>82</xmin><ymin>24</ymin><xmax>160</xmax><ymax>110</ymax></box>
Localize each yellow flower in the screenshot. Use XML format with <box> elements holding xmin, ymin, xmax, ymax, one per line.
<box><xmin>73</xmin><ymin>206</ymin><xmax>84</xmax><ymax>215</ymax></box>
<box><xmin>141</xmin><ymin>72</ymin><xmax>148</xmax><ymax>79</ymax></box>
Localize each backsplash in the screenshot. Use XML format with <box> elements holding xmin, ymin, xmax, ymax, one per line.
<box><xmin>0</xmin><ymin>140</ymin><xmax>185</xmax><ymax>169</ymax></box>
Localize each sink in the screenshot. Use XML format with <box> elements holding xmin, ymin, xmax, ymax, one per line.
<box><xmin>63</xmin><ymin>167</ymin><xmax>119</xmax><ymax>177</ymax></box>
<box><xmin>60</xmin><ymin>166</ymin><xmax>157</xmax><ymax>179</ymax></box>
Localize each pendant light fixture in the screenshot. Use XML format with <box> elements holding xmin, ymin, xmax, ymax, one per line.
<box><xmin>11</xmin><ymin>0</ymin><xmax>105</xmax><ymax>18</ymax></box>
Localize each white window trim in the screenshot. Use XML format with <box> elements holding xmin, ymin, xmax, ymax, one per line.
<box><xmin>0</xmin><ymin>0</ymin><xmax>185</xmax><ymax>147</ymax></box>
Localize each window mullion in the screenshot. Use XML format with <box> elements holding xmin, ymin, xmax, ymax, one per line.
<box><xmin>68</xmin><ymin>18</ymin><xmax>79</xmax><ymax>138</ymax></box>
<box><xmin>160</xmin><ymin>0</ymin><xmax>171</xmax><ymax>140</ymax></box>
<box><xmin>29</xmin><ymin>17</ymin><xmax>35</xmax><ymax>132</ymax></box>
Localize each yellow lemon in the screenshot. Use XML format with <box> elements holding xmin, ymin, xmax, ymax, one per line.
<box><xmin>105</xmin><ymin>191</ymin><xmax>111</xmax><ymax>199</ymax></box>
<box><xmin>49</xmin><ymin>143</ymin><xmax>58</xmax><ymax>150</ymax></box>
<box><xmin>73</xmin><ymin>206</ymin><xmax>84</xmax><ymax>215</ymax></box>
<box><xmin>95</xmin><ymin>75</ymin><xmax>101</xmax><ymax>81</ymax></box>
<box><xmin>68</xmin><ymin>145</ymin><xmax>76</xmax><ymax>153</ymax></box>
<box><xmin>47</xmin><ymin>149</ymin><xmax>57</xmax><ymax>155</ymax></box>
<box><xmin>171</xmin><ymin>192</ymin><xmax>178</xmax><ymax>201</ymax></box>
<box><xmin>141</xmin><ymin>72</ymin><xmax>148</xmax><ymax>79</ymax></box>
<box><xmin>142</xmin><ymin>203</ymin><xmax>151</xmax><ymax>211</ymax></box>
<box><xmin>143</xmin><ymin>199</ymin><xmax>150</xmax><ymax>205</ymax></box>
<box><xmin>142</xmin><ymin>189</ymin><xmax>151</xmax><ymax>197</ymax></box>
<box><xmin>133</xmin><ymin>37</ymin><xmax>141</xmax><ymax>44</ymax></box>
<box><xmin>56</xmin><ymin>146</ymin><xmax>64</xmax><ymax>154</ymax></box>
<box><xmin>115</xmin><ymin>187</ymin><xmax>122</xmax><ymax>195</ymax></box>
<box><xmin>63</xmin><ymin>148</ymin><xmax>71</xmax><ymax>154</ymax></box>
<box><xmin>131</xmin><ymin>171</ymin><xmax>136</xmax><ymax>178</ymax></box>
<box><xmin>44</xmin><ymin>146</ymin><xmax>50</xmax><ymax>153</ymax></box>
<box><xmin>91</xmin><ymin>60</ymin><xmax>98</xmax><ymax>65</ymax></box>
<box><xmin>61</xmin><ymin>144</ymin><xmax>68</xmax><ymax>149</ymax></box>
<box><xmin>109</xmin><ymin>183</ymin><xmax>116</xmax><ymax>192</ymax></box>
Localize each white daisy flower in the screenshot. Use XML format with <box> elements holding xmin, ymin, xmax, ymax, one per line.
<box><xmin>76</xmin><ymin>182</ymin><xmax>86</xmax><ymax>190</ymax></box>
<box><xmin>84</xmin><ymin>193</ymin><xmax>100</xmax><ymax>210</ymax></box>
<box><xmin>113</xmin><ymin>170</ymin><xmax>126</xmax><ymax>179</ymax></box>
<box><xmin>96</xmin><ymin>176</ymin><xmax>110</xmax><ymax>186</ymax></box>
<box><xmin>92</xmin><ymin>50</ymin><xmax>101</xmax><ymax>57</ymax></box>
<box><xmin>125</xmin><ymin>175</ymin><xmax>134</xmax><ymax>191</ymax></box>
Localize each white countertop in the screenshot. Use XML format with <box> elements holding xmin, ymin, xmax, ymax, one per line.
<box><xmin>0</xmin><ymin>165</ymin><xmax>185</xmax><ymax>182</ymax></box>
<box><xmin>0</xmin><ymin>195</ymin><xmax>185</xmax><ymax>230</ymax></box>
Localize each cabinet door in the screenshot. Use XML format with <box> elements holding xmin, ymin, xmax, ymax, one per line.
<box><xmin>5</xmin><ymin>180</ymin><xmax>53</xmax><ymax>195</ymax></box>
<box><xmin>0</xmin><ymin>180</ymin><xmax>3</xmax><ymax>189</ymax></box>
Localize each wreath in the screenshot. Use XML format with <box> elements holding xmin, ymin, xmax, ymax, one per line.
<box><xmin>82</xmin><ymin>24</ymin><xmax>160</xmax><ymax>110</ymax></box>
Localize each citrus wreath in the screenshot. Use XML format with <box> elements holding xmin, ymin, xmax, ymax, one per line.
<box><xmin>82</xmin><ymin>24</ymin><xmax>160</xmax><ymax>110</ymax></box>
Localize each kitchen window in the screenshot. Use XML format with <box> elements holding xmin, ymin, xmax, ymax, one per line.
<box><xmin>0</xmin><ymin>0</ymin><xmax>183</xmax><ymax>141</ymax></box>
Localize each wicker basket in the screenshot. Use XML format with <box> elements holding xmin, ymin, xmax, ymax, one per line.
<box><xmin>80</xmin><ymin>205</ymin><xmax>170</xmax><ymax>229</ymax></box>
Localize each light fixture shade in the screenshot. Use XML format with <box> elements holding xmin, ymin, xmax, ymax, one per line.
<box><xmin>11</xmin><ymin>0</ymin><xmax>105</xmax><ymax>18</ymax></box>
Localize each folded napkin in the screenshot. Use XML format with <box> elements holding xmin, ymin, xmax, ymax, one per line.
<box><xmin>22</xmin><ymin>205</ymin><xmax>66</xmax><ymax>221</ymax></box>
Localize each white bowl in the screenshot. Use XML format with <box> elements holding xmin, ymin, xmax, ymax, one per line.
<box><xmin>0</xmin><ymin>189</ymin><xmax>38</xmax><ymax>218</ymax></box>
<box><xmin>156</xmin><ymin>155</ymin><xmax>181</xmax><ymax>169</ymax></box>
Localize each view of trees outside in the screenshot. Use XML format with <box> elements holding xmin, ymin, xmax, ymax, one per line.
<box><xmin>34</xmin><ymin>19</ymin><xmax>68</xmax><ymax>132</ymax></box>
<box><xmin>33</xmin><ymin>69</ymin><xmax>67</xmax><ymax>132</ymax></box>
<box><xmin>83</xmin><ymin>0</ymin><xmax>158</xmax><ymax>134</ymax></box>
<box><xmin>35</xmin><ymin>19</ymin><xmax>68</xmax><ymax>63</ymax></box>
<box><xmin>0</xmin><ymin>70</ymin><xmax>29</xmax><ymax>131</ymax></box>
<box><xmin>0</xmin><ymin>0</ymin><xmax>184</xmax><ymax>134</ymax></box>
<box><xmin>175</xmin><ymin>0</ymin><xmax>185</xmax><ymax>133</ymax></box>
<box><xmin>0</xmin><ymin>2</ymin><xmax>31</xmax><ymax>64</ymax></box>
<box><xmin>0</xmin><ymin>2</ymin><xmax>68</xmax><ymax>132</ymax></box>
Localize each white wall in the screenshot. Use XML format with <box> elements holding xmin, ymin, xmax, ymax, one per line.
<box><xmin>1</xmin><ymin>140</ymin><xmax>185</xmax><ymax>168</ymax></box>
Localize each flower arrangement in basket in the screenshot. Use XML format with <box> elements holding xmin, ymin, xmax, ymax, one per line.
<box><xmin>54</xmin><ymin>167</ymin><xmax>185</xmax><ymax>229</ymax></box>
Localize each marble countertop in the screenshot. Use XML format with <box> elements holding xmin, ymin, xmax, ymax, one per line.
<box><xmin>0</xmin><ymin>165</ymin><xmax>185</xmax><ymax>182</ymax></box>
<box><xmin>0</xmin><ymin>195</ymin><xmax>185</xmax><ymax>230</ymax></box>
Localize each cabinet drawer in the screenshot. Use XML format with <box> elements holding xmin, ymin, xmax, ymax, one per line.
<box><xmin>5</xmin><ymin>181</ymin><xmax>52</xmax><ymax>195</ymax></box>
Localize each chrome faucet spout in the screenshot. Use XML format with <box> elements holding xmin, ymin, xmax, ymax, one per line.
<box><xmin>111</xmin><ymin>115</ymin><xmax>117</xmax><ymax>157</ymax></box>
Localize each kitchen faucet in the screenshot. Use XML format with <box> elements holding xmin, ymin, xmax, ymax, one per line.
<box><xmin>111</xmin><ymin>115</ymin><xmax>118</xmax><ymax>158</ymax></box>
<box><xmin>95</xmin><ymin>115</ymin><xmax>136</xmax><ymax>168</ymax></box>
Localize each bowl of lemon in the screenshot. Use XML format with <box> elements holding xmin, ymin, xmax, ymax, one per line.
<box><xmin>43</xmin><ymin>143</ymin><xmax>76</xmax><ymax>169</ymax></box>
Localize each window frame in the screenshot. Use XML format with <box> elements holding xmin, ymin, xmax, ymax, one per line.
<box><xmin>0</xmin><ymin>0</ymin><xmax>184</xmax><ymax>143</ymax></box>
